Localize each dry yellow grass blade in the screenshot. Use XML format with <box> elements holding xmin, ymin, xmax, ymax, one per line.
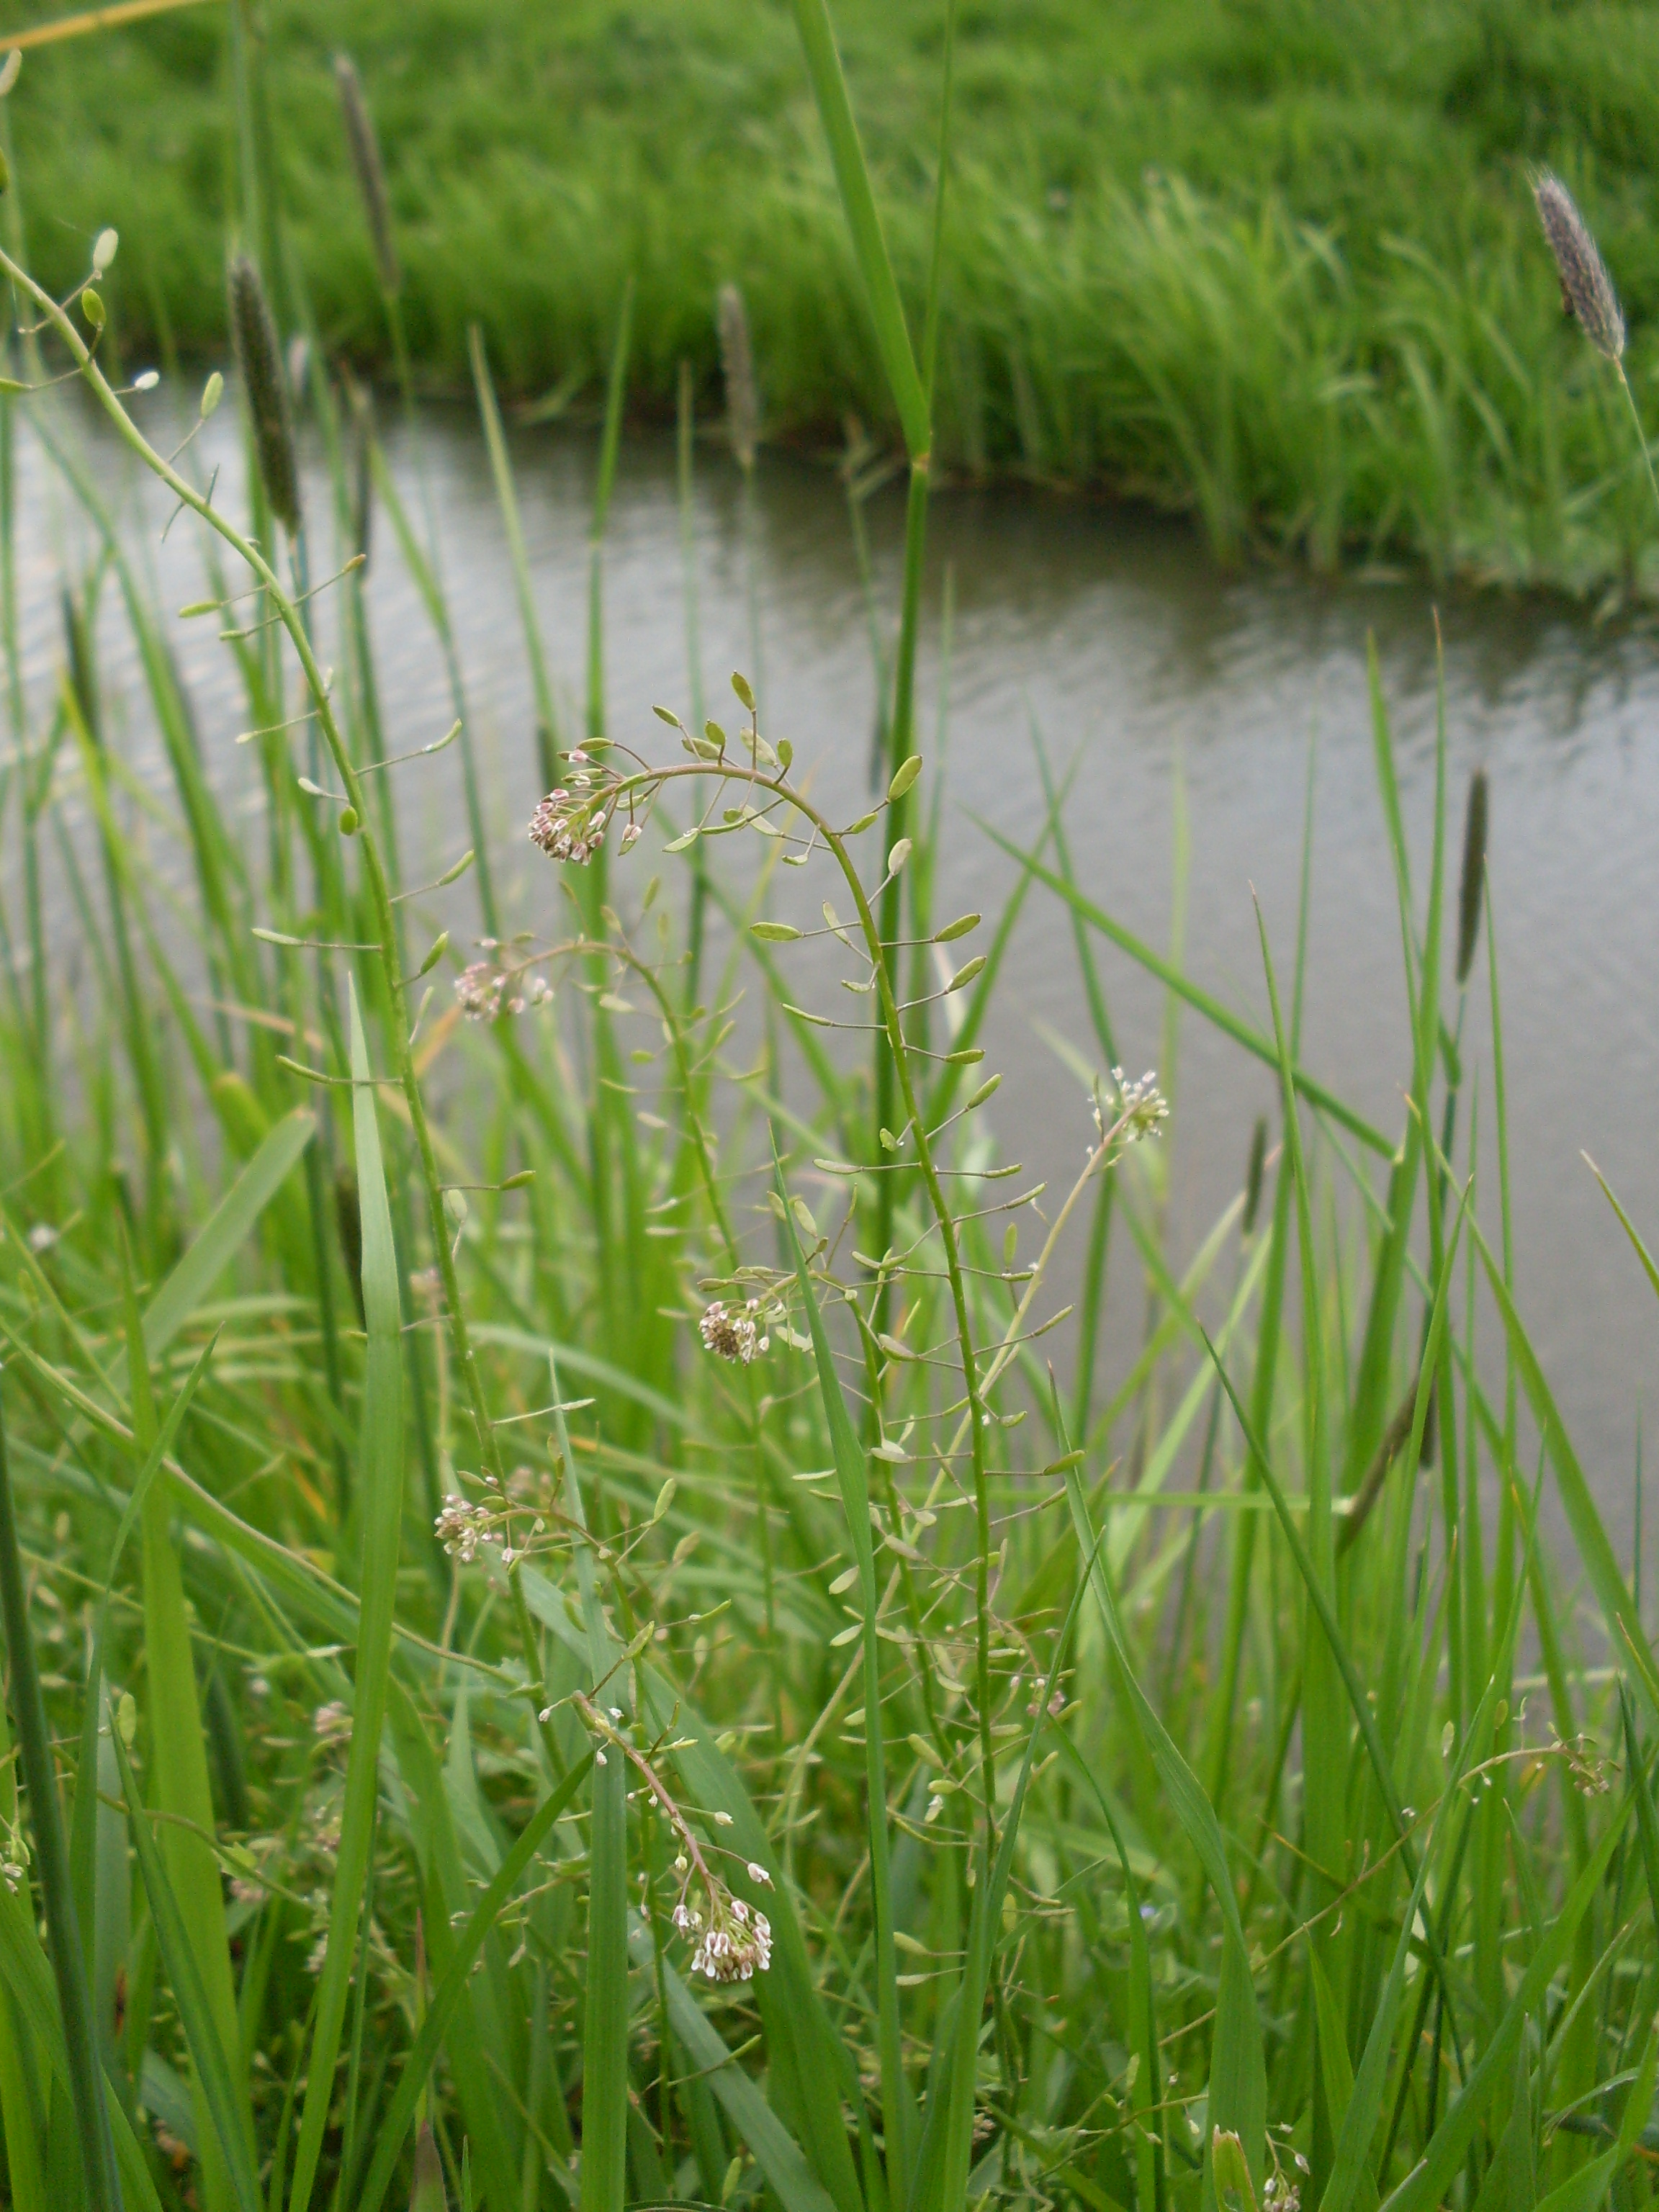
<box><xmin>0</xmin><ymin>0</ymin><xmax>210</xmax><ymax>53</ymax></box>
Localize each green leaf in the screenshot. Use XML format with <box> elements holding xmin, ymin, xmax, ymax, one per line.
<box><xmin>547</xmin><ymin>1345</ymin><xmax>629</xmax><ymax>2212</ymax></box>
<box><xmin>630</xmin><ymin>1917</ymin><xmax>837</xmax><ymax>2212</ymax></box>
<box><xmin>129</xmin><ymin>1267</ymin><xmax>251</xmax><ymax>2212</ymax></box>
<box><xmin>288</xmin><ymin>983</ymin><xmax>405</xmax><ymax>2212</ymax></box>
<box><xmin>1064</xmin><ymin>1465</ymin><xmax>1265</xmax><ymax>2188</ymax></box>
<box><xmin>1473</xmin><ymin>1218</ymin><xmax>1659</xmax><ymax>1714</ymax></box>
<box><xmin>382</xmin><ymin>1685</ymin><xmax>523</xmax><ymax>2212</ymax></box>
<box><xmin>109</xmin><ymin>1725</ymin><xmax>261</xmax><ymax>2212</ymax></box>
<box><xmin>775</xmin><ymin>1139</ymin><xmax>907</xmax><ymax>2195</ymax></box>
<box><xmin>0</xmin><ymin>1391</ymin><xmax>122</xmax><ymax>2212</ymax></box>
<box><xmin>140</xmin><ymin>1107</ymin><xmax>315</xmax><ymax>1359</ymax></box>
<box><xmin>788</xmin><ymin>0</ymin><xmax>930</xmax><ymax>460</ymax></box>
<box><xmin>1376</xmin><ymin>1779</ymin><xmax>1634</xmax><ymax>2212</ymax></box>
<box><xmin>355</xmin><ymin>1753</ymin><xmax>593</xmax><ymax>2212</ymax></box>
<box><xmin>1310</xmin><ymin>1952</ymin><xmax>1376</xmax><ymax>2212</ymax></box>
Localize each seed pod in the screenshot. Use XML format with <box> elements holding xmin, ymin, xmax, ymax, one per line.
<box><xmin>716</xmin><ymin>282</ymin><xmax>758</xmax><ymax>471</ymax></box>
<box><xmin>1455</xmin><ymin>768</ymin><xmax>1488</xmax><ymax>986</ymax></box>
<box><xmin>333</xmin><ymin>55</ymin><xmax>400</xmax><ymax>297</ymax></box>
<box><xmin>1242</xmin><ymin>1114</ymin><xmax>1268</xmax><ymax>1236</ymax></box>
<box><xmin>1534</xmin><ymin>171</ymin><xmax>1624</xmax><ymax>362</ymax></box>
<box><xmin>227</xmin><ymin>253</ymin><xmax>300</xmax><ymax>536</ymax></box>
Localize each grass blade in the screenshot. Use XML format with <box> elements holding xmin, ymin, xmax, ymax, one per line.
<box><xmin>356</xmin><ymin>1753</ymin><xmax>593</xmax><ymax>2212</ymax></box>
<box><xmin>788</xmin><ymin>0</ymin><xmax>929</xmax><ymax>459</ymax></box>
<box><xmin>109</xmin><ymin>1724</ymin><xmax>260</xmax><ymax>2212</ymax></box>
<box><xmin>776</xmin><ymin>1138</ymin><xmax>907</xmax><ymax>2198</ymax></box>
<box><xmin>1470</xmin><ymin>1215</ymin><xmax>1659</xmax><ymax>1712</ymax></box>
<box><xmin>0</xmin><ymin>1385</ymin><xmax>121</xmax><ymax>2212</ymax></box>
<box><xmin>1377</xmin><ymin>1790</ymin><xmax>1635</xmax><ymax>2212</ymax></box>
<box><xmin>127</xmin><ymin>1259</ymin><xmax>251</xmax><ymax>2212</ymax></box>
<box><xmin>1064</xmin><ymin>1457</ymin><xmax>1266</xmax><ymax>2190</ymax></box>
<box><xmin>288</xmin><ymin>980</ymin><xmax>405</xmax><ymax>2212</ymax></box>
<box><xmin>140</xmin><ymin>1107</ymin><xmax>314</xmax><ymax>1359</ymax></box>
<box><xmin>469</xmin><ymin>324</ymin><xmax>559</xmax><ymax>792</ymax></box>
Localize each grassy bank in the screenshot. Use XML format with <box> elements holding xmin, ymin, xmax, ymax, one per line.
<box><xmin>10</xmin><ymin>0</ymin><xmax>1659</xmax><ymax>588</ymax></box>
<box><xmin>0</xmin><ymin>9</ymin><xmax>1655</xmax><ymax>2212</ymax></box>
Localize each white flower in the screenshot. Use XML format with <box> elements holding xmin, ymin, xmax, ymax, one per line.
<box><xmin>698</xmin><ymin>1299</ymin><xmax>768</xmax><ymax>1364</ymax></box>
<box><xmin>1094</xmin><ymin>1066</ymin><xmax>1169</xmax><ymax>1147</ymax></box>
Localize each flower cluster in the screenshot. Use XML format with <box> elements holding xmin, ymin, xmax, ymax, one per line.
<box><xmin>529</xmin><ymin>754</ymin><xmax>618</xmax><ymax>866</ymax></box>
<box><xmin>436</xmin><ymin>1467</ymin><xmax>552</xmax><ymax>1568</ymax></box>
<box><xmin>698</xmin><ymin>1298</ymin><xmax>770</xmax><ymax>1364</ymax></box>
<box><xmin>1556</xmin><ymin>1732</ymin><xmax>1613</xmax><ymax>1797</ymax></box>
<box><xmin>435</xmin><ymin>1491</ymin><xmax>499</xmax><ymax>1564</ymax></box>
<box><xmin>1094</xmin><ymin>1066</ymin><xmax>1169</xmax><ymax>1149</ymax></box>
<box><xmin>313</xmin><ymin>1700</ymin><xmax>352</xmax><ymax>1750</ymax></box>
<box><xmin>673</xmin><ymin>1879</ymin><xmax>773</xmax><ymax>1984</ymax></box>
<box><xmin>456</xmin><ymin>948</ymin><xmax>554</xmax><ymax>1021</ymax></box>
<box><xmin>0</xmin><ymin>1814</ymin><xmax>28</xmax><ymax>1895</ymax></box>
<box><xmin>455</xmin><ymin>961</ymin><xmax>509</xmax><ymax>1020</ymax></box>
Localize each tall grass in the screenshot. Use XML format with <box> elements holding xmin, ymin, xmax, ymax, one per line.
<box><xmin>0</xmin><ymin>10</ymin><xmax>1654</xmax><ymax>2212</ymax></box>
<box><xmin>15</xmin><ymin>0</ymin><xmax>1659</xmax><ymax>591</ymax></box>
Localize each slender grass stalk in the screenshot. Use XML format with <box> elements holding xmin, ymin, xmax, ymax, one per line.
<box><xmin>0</xmin><ymin>1387</ymin><xmax>122</xmax><ymax>2212</ymax></box>
<box><xmin>469</xmin><ymin>324</ymin><xmax>559</xmax><ymax>792</ymax></box>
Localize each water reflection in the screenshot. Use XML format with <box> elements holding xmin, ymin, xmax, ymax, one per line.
<box><xmin>17</xmin><ymin>391</ymin><xmax>1659</xmax><ymax>1573</ymax></box>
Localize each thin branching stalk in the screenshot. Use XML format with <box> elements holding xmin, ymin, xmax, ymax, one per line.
<box><xmin>0</xmin><ymin>250</ymin><xmax>572</xmax><ymax>1764</ymax></box>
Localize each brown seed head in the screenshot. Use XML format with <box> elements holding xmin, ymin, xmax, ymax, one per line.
<box><xmin>1455</xmin><ymin>768</ymin><xmax>1489</xmax><ymax>986</ymax></box>
<box><xmin>717</xmin><ymin>282</ymin><xmax>758</xmax><ymax>471</ymax></box>
<box><xmin>1534</xmin><ymin>172</ymin><xmax>1624</xmax><ymax>361</ymax></box>
<box><xmin>227</xmin><ymin>254</ymin><xmax>300</xmax><ymax>534</ymax></box>
<box><xmin>334</xmin><ymin>55</ymin><xmax>400</xmax><ymax>297</ymax></box>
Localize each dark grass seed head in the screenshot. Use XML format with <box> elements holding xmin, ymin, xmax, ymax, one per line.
<box><xmin>334</xmin><ymin>55</ymin><xmax>400</xmax><ymax>297</ymax></box>
<box><xmin>1534</xmin><ymin>172</ymin><xmax>1624</xmax><ymax>362</ymax></box>
<box><xmin>1455</xmin><ymin>767</ymin><xmax>1488</xmax><ymax>986</ymax></box>
<box><xmin>227</xmin><ymin>254</ymin><xmax>300</xmax><ymax>535</ymax></box>
<box><xmin>1242</xmin><ymin>1114</ymin><xmax>1268</xmax><ymax>1236</ymax></box>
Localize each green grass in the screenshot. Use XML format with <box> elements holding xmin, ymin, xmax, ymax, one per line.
<box><xmin>0</xmin><ymin>9</ymin><xmax>1655</xmax><ymax>2212</ymax></box>
<box><xmin>10</xmin><ymin>0</ymin><xmax>1659</xmax><ymax>586</ymax></box>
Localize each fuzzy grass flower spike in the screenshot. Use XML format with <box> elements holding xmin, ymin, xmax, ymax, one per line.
<box><xmin>1533</xmin><ymin>171</ymin><xmax>1624</xmax><ymax>361</ymax></box>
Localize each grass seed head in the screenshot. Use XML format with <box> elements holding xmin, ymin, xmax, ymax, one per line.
<box><xmin>1534</xmin><ymin>172</ymin><xmax>1624</xmax><ymax>361</ymax></box>
<box><xmin>334</xmin><ymin>55</ymin><xmax>400</xmax><ymax>296</ymax></box>
<box><xmin>228</xmin><ymin>253</ymin><xmax>301</xmax><ymax>535</ymax></box>
<box><xmin>717</xmin><ymin>281</ymin><xmax>759</xmax><ymax>471</ymax></box>
<box><xmin>1242</xmin><ymin>1113</ymin><xmax>1268</xmax><ymax>1235</ymax></box>
<box><xmin>1455</xmin><ymin>766</ymin><xmax>1488</xmax><ymax>985</ymax></box>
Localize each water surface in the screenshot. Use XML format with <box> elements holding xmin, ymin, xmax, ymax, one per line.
<box><xmin>21</xmin><ymin>395</ymin><xmax>1659</xmax><ymax>1586</ymax></box>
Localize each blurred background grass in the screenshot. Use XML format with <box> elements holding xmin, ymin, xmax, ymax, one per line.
<box><xmin>12</xmin><ymin>0</ymin><xmax>1659</xmax><ymax>583</ymax></box>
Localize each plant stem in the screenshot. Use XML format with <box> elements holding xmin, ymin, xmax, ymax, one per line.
<box><xmin>0</xmin><ymin>1390</ymin><xmax>122</xmax><ymax>2212</ymax></box>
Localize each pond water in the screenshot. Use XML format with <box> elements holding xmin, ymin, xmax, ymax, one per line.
<box><xmin>19</xmin><ymin>393</ymin><xmax>1659</xmax><ymax>1588</ymax></box>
